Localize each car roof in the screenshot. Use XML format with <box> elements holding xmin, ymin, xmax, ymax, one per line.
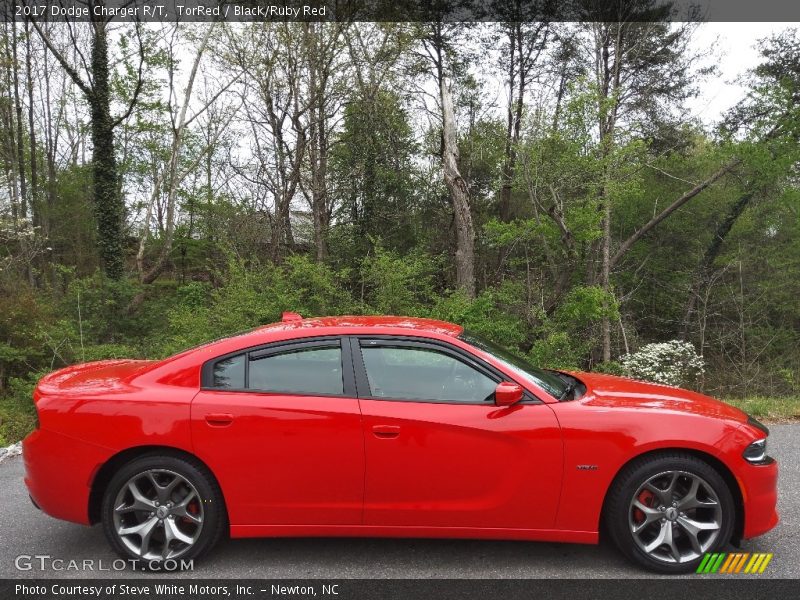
<box><xmin>253</xmin><ymin>315</ymin><xmax>464</xmax><ymax>337</ymax></box>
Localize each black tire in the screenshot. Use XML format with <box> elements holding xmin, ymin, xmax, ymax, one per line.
<box><xmin>605</xmin><ymin>452</ymin><xmax>735</xmax><ymax>574</ymax></box>
<box><xmin>101</xmin><ymin>453</ymin><xmax>225</xmax><ymax>569</ymax></box>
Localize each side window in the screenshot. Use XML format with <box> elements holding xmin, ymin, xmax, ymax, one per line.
<box><xmin>360</xmin><ymin>346</ymin><xmax>496</xmax><ymax>403</ymax></box>
<box><xmin>249</xmin><ymin>346</ymin><xmax>343</xmax><ymax>396</ymax></box>
<box><xmin>213</xmin><ymin>354</ymin><xmax>245</xmax><ymax>389</ymax></box>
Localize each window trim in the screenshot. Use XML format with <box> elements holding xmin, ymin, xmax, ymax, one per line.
<box><xmin>350</xmin><ymin>336</ymin><xmax>540</xmax><ymax>405</ymax></box>
<box><xmin>201</xmin><ymin>336</ymin><xmax>356</xmax><ymax>398</ymax></box>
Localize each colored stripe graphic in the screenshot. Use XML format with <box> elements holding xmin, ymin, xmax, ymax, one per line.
<box><xmin>758</xmin><ymin>554</ymin><xmax>773</xmax><ymax>573</ymax></box>
<box><xmin>719</xmin><ymin>553</ymin><xmax>737</xmax><ymax>573</ymax></box>
<box><xmin>744</xmin><ymin>554</ymin><xmax>759</xmax><ymax>573</ymax></box>
<box><xmin>696</xmin><ymin>552</ymin><xmax>772</xmax><ymax>574</ymax></box>
<box><xmin>734</xmin><ymin>553</ymin><xmax>750</xmax><ymax>573</ymax></box>
<box><xmin>710</xmin><ymin>553</ymin><xmax>726</xmax><ymax>573</ymax></box>
<box><xmin>696</xmin><ymin>553</ymin><xmax>712</xmax><ymax>573</ymax></box>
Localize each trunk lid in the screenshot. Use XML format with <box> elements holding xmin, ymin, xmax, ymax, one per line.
<box><xmin>35</xmin><ymin>359</ymin><xmax>156</xmax><ymax>397</ymax></box>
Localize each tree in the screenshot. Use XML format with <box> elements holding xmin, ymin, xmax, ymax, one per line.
<box><xmin>492</xmin><ymin>3</ymin><xmax>551</xmax><ymax>221</ymax></box>
<box><xmin>575</xmin><ymin>3</ymin><xmax>704</xmax><ymax>361</ymax></box>
<box><xmin>413</xmin><ymin>19</ymin><xmax>477</xmax><ymax>297</ymax></box>
<box><xmin>30</xmin><ymin>1</ymin><xmax>146</xmax><ymax>278</ymax></box>
<box><xmin>682</xmin><ymin>29</ymin><xmax>800</xmax><ymax>337</ymax></box>
<box><xmin>441</xmin><ymin>75</ymin><xmax>476</xmax><ymax>298</ymax></box>
<box><xmin>330</xmin><ymin>90</ymin><xmax>417</xmax><ymax>257</ymax></box>
<box><xmin>301</xmin><ymin>22</ymin><xmax>348</xmax><ymax>262</ymax></box>
<box><xmin>225</xmin><ymin>23</ymin><xmax>308</xmax><ymax>262</ymax></box>
<box><xmin>136</xmin><ymin>23</ymin><xmax>238</xmax><ymax>284</ymax></box>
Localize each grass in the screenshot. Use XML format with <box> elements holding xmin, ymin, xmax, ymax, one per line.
<box><xmin>723</xmin><ymin>396</ymin><xmax>800</xmax><ymax>423</ymax></box>
<box><xmin>0</xmin><ymin>395</ymin><xmax>37</xmax><ymax>446</ymax></box>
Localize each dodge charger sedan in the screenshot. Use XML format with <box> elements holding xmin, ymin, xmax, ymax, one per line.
<box><xmin>23</xmin><ymin>314</ymin><xmax>778</xmax><ymax>573</ymax></box>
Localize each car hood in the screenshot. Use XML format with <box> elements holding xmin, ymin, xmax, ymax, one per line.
<box><xmin>36</xmin><ymin>359</ymin><xmax>156</xmax><ymax>397</ymax></box>
<box><xmin>570</xmin><ymin>371</ymin><xmax>748</xmax><ymax>423</ymax></box>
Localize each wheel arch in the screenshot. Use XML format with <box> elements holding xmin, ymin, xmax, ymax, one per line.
<box><xmin>599</xmin><ymin>447</ymin><xmax>745</xmax><ymax>545</ymax></box>
<box><xmin>88</xmin><ymin>445</ymin><xmax>228</xmax><ymax>526</ymax></box>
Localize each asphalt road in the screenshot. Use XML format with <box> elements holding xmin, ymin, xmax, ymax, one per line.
<box><xmin>1</xmin><ymin>425</ymin><xmax>797</xmax><ymax>580</ymax></box>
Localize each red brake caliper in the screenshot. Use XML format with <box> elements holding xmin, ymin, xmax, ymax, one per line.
<box><xmin>182</xmin><ymin>500</ymin><xmax>200</xmax><ymax>525</ymax></box>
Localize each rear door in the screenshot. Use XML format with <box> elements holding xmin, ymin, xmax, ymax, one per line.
<box><xmin>191</xmin><ymin>338</ymin><xmax>364</xmax><ymax>526</ymax></box>
<box><xmin>353</xmin><ymin>337</ymin><xmax>563</xmax><ymax>530</ymax></box>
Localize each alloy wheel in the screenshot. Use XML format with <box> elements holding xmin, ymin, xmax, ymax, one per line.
<box><xmin>629</xmin><ymin>470</ymin><xmax>722</xmax><ymax>564</ymax></box>
<box><xmin>112</xmin><ymin>469</ymin><xmax>204</xmax><ymax>561</ymax></box>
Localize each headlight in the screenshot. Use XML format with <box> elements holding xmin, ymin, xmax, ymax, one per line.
<box><xmin>743</xmin><ymin>438</ymin><xmax>768</xmax><ymax>463</ymax></box>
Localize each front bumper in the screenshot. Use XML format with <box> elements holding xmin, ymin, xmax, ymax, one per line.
<box><xmin>738</xmin><ymin>456</ymin><xmax>779</xmax><ymax>539</ymax></box>
<box><xmin>23</xmin><ymin>428</ymin><xmax>112</xmax><ymax>525</ymax></box>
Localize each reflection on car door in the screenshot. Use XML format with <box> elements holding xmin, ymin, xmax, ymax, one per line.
<box><xmin>353</xmin><ymin>338</ymin><xmax>563</xmax><ymax>530</ymax></box>
<box><xmin>191</xmin><ymin>339</ymin><xmax>364</xmax><ymax>526</ymax></box>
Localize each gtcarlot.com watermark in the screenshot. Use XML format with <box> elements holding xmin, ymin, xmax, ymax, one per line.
<box><xmin>14</xmin><ymin>554</ymin><xmax>193</xmax><ymax>572</ymax></box>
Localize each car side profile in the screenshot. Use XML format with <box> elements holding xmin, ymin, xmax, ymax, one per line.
<box><xmin>22</xmin><ymin>314</ymin><xmax>778</xmax><ymax>573</ymax></box>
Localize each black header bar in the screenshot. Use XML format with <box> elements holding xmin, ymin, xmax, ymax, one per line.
<box><xmin>4</xmin><ymin>0</ymin><xmax>800</xmax><ymax>23</ymax></box>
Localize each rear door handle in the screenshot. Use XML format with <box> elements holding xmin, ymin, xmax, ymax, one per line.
<box><xmin>205</xmin><ymin>413</ymin><xmax>234</xmax><ymax>427</ymax></box>
<box><xmin>372</xmin><ymin>425</ymin><xmax>400</xmax><ymax>439</ymax></box>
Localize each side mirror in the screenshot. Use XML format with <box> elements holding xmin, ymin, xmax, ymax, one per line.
<box><xmin>495</xmin><ymin>381</ymin><xmax>523</xmax><ymax>406</ymax></box>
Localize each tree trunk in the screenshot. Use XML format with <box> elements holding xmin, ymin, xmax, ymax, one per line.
<box><xmin>600</xmin><ymin>190</ymin><xmax>612</xmax><ymax>362</ymax></box>
<box><xmin>498</xmin><ymin>24</ymin><xmax>518</xmax><ymax>223</ymax></box>
<box><xmin>681</xmin><ymin>191</ymin><xmax>754</xmax><ymax>337</ymax></box>
<box><xmin>89</xmin><ymin>19</ymin><xmax>125</xmax><ymax>279</ymax></box>
<box><xmin>303</xmin><ymin>22</ymin><xmax>335</xmax><ymax>263</ymax></box>
<box><xmin>610</xmin><ymin>159</ymin><xmax>742</xmax><ymax>268</ymax></box>
<box><xmin>440</xmin><ymin>77</ymin><xmax>476</xmax><ymax>298</ymax></box>
<box><xmin>11</xmin><ymin>19</ymin><xmax>28</xmax><ymax>220</ymax></box>
<box><xmin>25</xmin><ymin>20</ymin><xmax>39</xmax><ymax>230</ymax></box>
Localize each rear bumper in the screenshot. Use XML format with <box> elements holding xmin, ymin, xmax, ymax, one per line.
<box><xmin>22</xmin><ymin>428</ymin><xmax>112</xmax><ymax>525</ymax></box>
<box><xmin>738</xmin><ymin>457</ymin><xmax>779</xmax><ymax>539</ymax></box>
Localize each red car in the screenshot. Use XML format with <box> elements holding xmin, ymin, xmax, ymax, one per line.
<box><xmin>23</xmin><ymin>314</ymin><xmax>777</xmax><ymax>573</ymax></box>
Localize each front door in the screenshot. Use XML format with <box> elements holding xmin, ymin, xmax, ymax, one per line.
<box><xmin>191</xmin><ymin>338</ymin><xmax>364</xmax><ymax>526</ymax></box>
<box><xmin>353</xmin><ymin>338</ymin><xmax>562</xmax><ymax>530</ymax></box>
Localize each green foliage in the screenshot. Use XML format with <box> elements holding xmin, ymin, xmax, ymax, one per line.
<box><xmin>153</xmin><ymin>255</ymin><xmax>357</xmax><ymax>356</ymax></box>
<box><xmin>594</xmin><ymin>361</ymin><xmax>626</xmax><ymax>376</ymax></box>
<box><xmin>528</xmin><ymin>286</ymin><xmax>620</xmax><ymax>370</ymax></box>
<box><xmin>555</xmin><ymin>285</ymin><xmax>619</xmax><ymax>327</ymax></box>
<box><xmin>724</xmin><ymin>396</ymin><xmax>800</xmax><ymax>421</ymax></box>
<box><xmin>360</xmin><ymin>246</ymin><xmax>439</xmax><ymax>315</ymax></box>
<box><xmin>330</xmin><ymin>89</ymin><xmax>419</xmax><ymax>258</ymax></box>
<box><xmin>430</xmin><ymin>283</ymin><xmax>526</xmax><ymax>346</ymax></box>
<box><xmin>0</xmin><ymin>374</ymin><xmax>39</xmax><ymax>446</ymax></box>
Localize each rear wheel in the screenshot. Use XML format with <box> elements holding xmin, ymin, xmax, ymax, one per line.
<box><xmin>101</xmin><ymin>454</ymin><xmax>224</xmax><ymax>568</ymax></box>
<box><xmin>605</xmin><ymin>453</ymin><xmax>735</xmax><ymax>573</ymax></box>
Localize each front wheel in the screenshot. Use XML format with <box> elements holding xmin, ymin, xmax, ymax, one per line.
<box><xmin>101</xmin><ymin>454</ymin><xmax>225</xmax><ymax>568</ymax></box>
<box><xmin>605</xmin><ymin>453</ymin><xmax>735</xmax><ymax>574</ymax></box>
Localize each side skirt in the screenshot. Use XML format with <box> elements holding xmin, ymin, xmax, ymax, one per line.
<box><xmin>229</xmin><ymin>524</ymin><xmax>598</xmax><ymax>544</ymax></box>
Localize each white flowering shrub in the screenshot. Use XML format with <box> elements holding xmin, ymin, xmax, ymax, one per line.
<box><xmin>620</xmin><ymin>340</ymin><xmax>705</xmax><ymax>387</ymax></box>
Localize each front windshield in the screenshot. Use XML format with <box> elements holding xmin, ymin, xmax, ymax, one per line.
<box><xmin>460</xmin><ymin>330</ymin><xmax>568</xmax><ymax>399</ymax></box>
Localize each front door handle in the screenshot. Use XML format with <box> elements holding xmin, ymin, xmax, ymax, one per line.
<box><xmin>205</xmin><ymin>413</ymin><xmax>234</xmax><ymax>427</ymax></box>
<box><xmin>372</xmin><ymin>425</ymin><xmax>400</xmax><ymax>439</ymax></box>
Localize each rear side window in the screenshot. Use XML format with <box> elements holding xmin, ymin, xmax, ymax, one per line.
<box><xmin>249</xmin><ymin>347</ymin><xmax>343</xmax><ymax>395</ymax></box>
<box><xmin>209</xmin><ymin>344</ymin><xmax>344</xmax><ymax>396</ymax></box>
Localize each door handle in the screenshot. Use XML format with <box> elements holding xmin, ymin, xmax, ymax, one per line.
<box><xmin>205</xmin><ymin>413</ymin><xmax>234</xmax><ymax>427</ymax></box>
<box><xmin>372</xmin><ymin>425</ymin><xmax>400</xmax><ymax>438</ymax></box>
